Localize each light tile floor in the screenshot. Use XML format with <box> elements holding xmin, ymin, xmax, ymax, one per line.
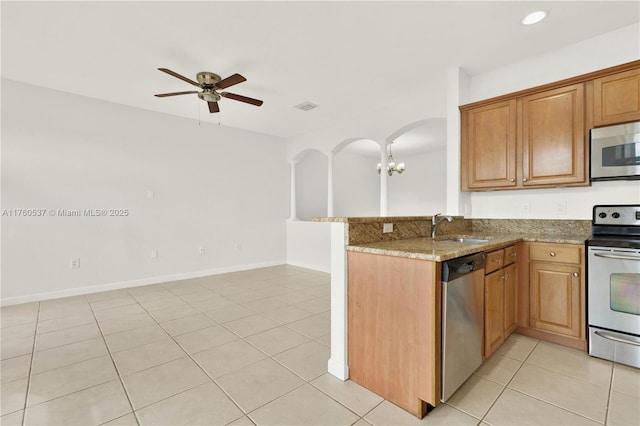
<box><xmin>1</xmin><ymin>265</ymin><xmax>639</xmax><ymax>425</ymax></box>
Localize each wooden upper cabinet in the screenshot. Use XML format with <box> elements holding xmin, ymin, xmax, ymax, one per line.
<box><xmin>461</xmin><ymin>86</ymin><xmax>587</xmax><ymax>191</ymax></box>
<box><xmin>460</xmin><ymin>60</ymin><xmax>640</xmax><ymax>191</ymax></box>
<box><xmin>519</xmin><ymin>84</ymin><xmax>586</xmax><ymax>186</ymax></box>
<box><xmin>461</xmin><ymin>100</ymin><xmax>517</xmax><ymax>190</ymax></box>
<box><xmin>593</xmin><ymin>68</ymin><xmax>640</xmax><ymax>126</ymax></box>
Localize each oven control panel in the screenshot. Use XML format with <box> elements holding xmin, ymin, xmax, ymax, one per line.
<box><xmin>593</xmin><ymin>205</ymin><xmax>640</xmax><ymax>226</ymax></box>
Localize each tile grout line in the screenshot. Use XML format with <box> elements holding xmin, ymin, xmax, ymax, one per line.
<box><xmin>87</xmin><ymin>296</ymin><xmax>141</xmax><ymax>426</ymax></box>
<box><xmin>604</xmin><ymin>361</ymin><xmax>615</xmax><ymax>425</ymax></box>
<box><xmin>20</xmin><ymin>301</ymin><xmax>41</xmax><ymax>426</ymax></box>
<box><xmin>149</xmin><ymin>276</ymin><xmax>328</xmax><ymax>421</ymax></box>
<box><xmin>306</xmin><ymin>377</ymin><xmax>383</xmax><ymax>423</ymax></box>
<box><xmin>142</xmin><ymin>278</ymin><xmax>343</xmax><ymax>422</ymax></box>
<box><xmin>124</xmin><ymin>287</ymin><xmax>250</xmax><ymax>422</ymax></box>
<box><xmin>11</xmin><ymin>270</ymin><xmax>332</xmax><ymax>425</ymax></box>
<box><xmin>500</xmin><ymin>339</ymin><xmax>611</xmax><ymax>425</ymax></box>
<box><xmin>473</xmin><ymin>338</ymin><xmax>541</xmax><ymax>425</ymax></box>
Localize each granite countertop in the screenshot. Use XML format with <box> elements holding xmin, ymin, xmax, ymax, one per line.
<box><xmin>346</xmin><ymin>233</ymin><xmax>589</xmax><ymax>262</ymax></box>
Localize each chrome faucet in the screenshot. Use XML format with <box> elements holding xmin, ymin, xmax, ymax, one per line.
<box><xmin>431</xmin><ymin>213</ymin><xmax>453</xmax><ymax>239</ymax></box>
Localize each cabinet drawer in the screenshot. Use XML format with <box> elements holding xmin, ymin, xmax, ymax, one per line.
<box><xmin>503</xmin><ymin>245</ymin><xmax>517</xmax><ymax>266</ymax></box>
<box><xmin>485</xmin><ymin>249</ymin><xmax>504</xmax><ymax>274</ymax></box>
<box><xmin>529</xmin><ymin>243</ymin><xmax>581</xmax><ymax>264</ymax></box>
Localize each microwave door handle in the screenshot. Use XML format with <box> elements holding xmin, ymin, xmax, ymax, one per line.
<box><xmin>595</xmin><ymin>330</ymin><xmax>640</xmax><ymax>347</ymax></box>
<box><xmin>593</xmin><ymin>252</ymin><xmax>640</xmax><ymax>261</ymax></box>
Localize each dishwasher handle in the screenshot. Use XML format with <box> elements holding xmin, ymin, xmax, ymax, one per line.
<box><xmin>442</xmin><ymin>252</ymin><xmax>486</xmax><ymax>282</ymax></box>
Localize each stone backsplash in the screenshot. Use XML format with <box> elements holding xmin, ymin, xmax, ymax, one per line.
<box><xmin>468</xmin><ymin>219</ymin><xmax>591</xmax><ymax>236</ymax></box>
<box><xmin>313</xmin><ymin>216</ymin><xmax>591</xmax><ymax>245</ymax></box>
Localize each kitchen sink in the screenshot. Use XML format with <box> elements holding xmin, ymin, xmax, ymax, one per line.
<box><xmin>446</xmin><ymin>238</ymin><xmax>489</xmax><ymax>244</ymax></box>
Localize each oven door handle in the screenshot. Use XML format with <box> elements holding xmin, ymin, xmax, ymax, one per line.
<box><xmin>595</xmin><ymin>330</ymin><xmax>640</xmax><ymax>347</ymax></box>
<box><xmin>593</xmin><ymin>252</ymin><xmax>640</xmax><ymax>261</ymax></box>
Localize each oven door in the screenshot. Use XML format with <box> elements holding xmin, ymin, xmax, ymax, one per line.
<box><xmin>588</xmin><ymin>246</ymin><xmax>640</xmax><ymax>335</ymax></box>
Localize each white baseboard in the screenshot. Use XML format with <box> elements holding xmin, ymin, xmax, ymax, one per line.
<box><xmin>1</xmin><ymin>260</ymin><xmax>286</xmax><ymax>306</ymax></box>
<box><xmin>328</xmin><ymin>357</ymin><xmax>349</xmax><ymax>381</ymax></box>
<box><xmin>285</xmin><ymin>260</ymin><xmax>331</xmax><ymax>274</ymax></box>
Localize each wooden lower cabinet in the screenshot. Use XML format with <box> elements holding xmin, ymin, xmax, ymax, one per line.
<box><xmin>347</xmin><ymin>251</ymin><xmax>441</xmax><ymax>418</ymax></box>
<box><xmin>529</xmin><ymin>262</ymin><xmax>581</xmax><ymax>338</ymax></box>
<box><xmin>484</xmin><ymin>269</ymin><xmax>504</xmax><ymax>357</ymax></box>
<box><xmin>516</xmin><ymin>242</ymin><xmax>586</xmax><ymax>350</ymax></box>
<box><xmin>503</xmin><ymin>264</ymin><xmax>518</xmax><ymax>335</ymax></box>
<box><xmin>484</xmin><ymin>247</ymin><xmax>517</xmax><ymax>358</ymax></box>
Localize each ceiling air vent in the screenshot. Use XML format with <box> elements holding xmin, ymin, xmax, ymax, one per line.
<box><xmin>294</xmin><ymin>101</ymin><xmax>319</xmax><ymax>111</ymax></box>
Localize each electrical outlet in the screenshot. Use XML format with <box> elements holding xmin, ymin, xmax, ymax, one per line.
<box><xmin>199</xmin><ymin>246</ymin><xmax>205</xmax><ymax>255</ymax></box>
<box><xmin>234</xmin><ymin>243</ymin><xmax>242</xmax><ymax>253</ymax></box>
<box><xmin>70</xmin><ymin>258</ymin><xmax>80</xmax><ymax>269</ymax></box>
<box><xmin>556</xmin><ymin>201</ymin><xmax>567</xmax><ymax>215</ymax></box>
<box><xmin>522</xmin><ymin>202</ymin><xmax>531</xmax><ymax>213</ymax></box>
<box><xmin>151</xmin><ymin>249</ymin><xmax>158</xmax><ymax>259</ymax></box>
<box><xmin>383</xmin><ymin>223</ymin><xmax>393</xmax><ymax>233</ymax></box>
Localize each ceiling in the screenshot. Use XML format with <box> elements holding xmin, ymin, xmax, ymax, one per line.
<box><xmin>2</xmin><ymin>1</ymin><xmax>638</xmax><ymax>142</ymax></box>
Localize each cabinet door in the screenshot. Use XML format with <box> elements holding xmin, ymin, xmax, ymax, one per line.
<box><xmin>593</xmin><ymin>68</ymin><xmax>640</xmax><ymax>126</ymax></box>
<box><xmin>529</xmin><ymin>262</ymin><xmax>581</xmax><ymax>338</ymax></box>
<box><xmin>503</xmin><ymin>264</ymin><xmax>517</xmax><ymax>336</ymax></box>
<box><xmin>520</xmin><ymin>84</ymin><xmax>586</xmax><ymax>187</ymax></box>
<box><xmin>462</xmin><ymin>100</ymin><xmax>517</xmax><ymax>190</ymax></box>
<box><xmin>484</xmin><ymin>269</ymin><xmax>504</xmax><ymax>358</ymax></box>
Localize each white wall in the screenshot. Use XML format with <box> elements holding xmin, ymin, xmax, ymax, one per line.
<box><xmin>462</xmin><ymin>23</ymin><xmax>640</xmax><ymax>219</ymax></box>
<box><xmin>469</xmin><ymin>182</ymin><xmax>640</xmax><ymax>220</ymax></box>
<box><xmin>286</xmin><ymin>220</ymin><xmax>331</xmax><ymax>272</ymax></box>
<box><xmin>333</xmin><ymin>150</ymin><xmax>379</xmax><ymax>217</ymax></box>
<box><xmin>467</xmin><ymin>24</ymin><xmax>640</xmax><ymax>104</ymax></box>
<box><xmin>388</xmin><ymin>148</ymin><xmax>447</xmax><ymax>216</ymax></box>
<box><xmin>1</xmin><ymin>79</ymin><xmax>289</xmax><ymax>304</ymax></box>
<box><xmin>295</xmin><ymin>150</ymin><xmax>328</xmax><ymax>220</ymax></box>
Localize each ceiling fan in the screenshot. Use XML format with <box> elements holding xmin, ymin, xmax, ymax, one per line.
<box><xmin>154</xmin><ymin>68</ymin><xmax>263</xmax><ymax>113</ymax></box>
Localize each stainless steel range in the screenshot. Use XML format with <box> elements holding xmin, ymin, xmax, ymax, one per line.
<box><xmin>587</xmin><ymin>204</ymin><xmax>640</xmax><ymax>368</ymax></box>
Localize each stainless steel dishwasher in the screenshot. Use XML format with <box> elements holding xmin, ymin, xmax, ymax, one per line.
<box><xmin>441</xmin><ymin>252</ymin><xmax>485</xmax><ymax>401</ymax></box>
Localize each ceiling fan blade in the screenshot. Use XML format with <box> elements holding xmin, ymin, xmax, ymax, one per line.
<box><xmin>216</xmin><ymin>73</ymin><xmax>246</xmax><ymax>90</ymax></box>
<box><xmin>208</xmin><ymin>101</ymin><xmax>220</xmax><ymax>113</ymax></box>
<box><xmin>154</xmin><ymin>91</ymin><xmax>199</xmax><ymax>97</ymax></box>
<box><xmin>221</xmin><ymin>92</ymin><xmax>264</xmax><ymax>106</ymax></box>
<box><xmin>158</xmin><ymin>68</ymin><xmax>200</xmax><ymax>87</ymax></box>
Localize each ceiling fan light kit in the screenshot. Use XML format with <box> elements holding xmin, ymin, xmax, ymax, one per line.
<box><xmin>155</xmin><ymin>68</ymin><xmax>263</xmax><ymax>114</ymax></box>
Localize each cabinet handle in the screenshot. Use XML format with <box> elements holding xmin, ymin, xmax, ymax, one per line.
<box><xmin>549</xmin><ymin>252</ymin><xmax>556</xmax><ymax>257</ymax></box>
<box><xmin>509</xmin><ymin>178</ymin><xmax>515</xmax><ymax>182</ymax></box>
<box><xmin>510</xmin><ymin>253</ymin><xmax>517</xmax><ymax>257</ymax></box>
<box><xmin>573</xmin><ymin>272</ymin><xmax>578</xmax><ymax>277</ymax></box>
<box><xmin>505</xmin><ymin>273</ymin><xmax>511</xmax><ymax>279</ymax></box>
<box><xmin>523</xmin><ymin>178</ymin><xmax>528</xmax><ymax>182</ymax></box>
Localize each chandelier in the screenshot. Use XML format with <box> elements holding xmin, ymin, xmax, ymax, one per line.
<box><xmin>377</xmin><ymin>144</ymin><xmax>405</xmax><ymax>176</ymax></box>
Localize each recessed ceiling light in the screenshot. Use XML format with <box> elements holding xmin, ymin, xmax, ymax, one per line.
<box><xmin>521</xmin><ymin>10</ymin><xmax>548</xmax><ymax>25</ymax></box>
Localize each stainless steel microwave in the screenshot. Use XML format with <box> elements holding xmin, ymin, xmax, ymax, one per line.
<box><xmin>591</xmin><ymin>121</ymin><xmax>640</xmax><ymax>181</ymax></box>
